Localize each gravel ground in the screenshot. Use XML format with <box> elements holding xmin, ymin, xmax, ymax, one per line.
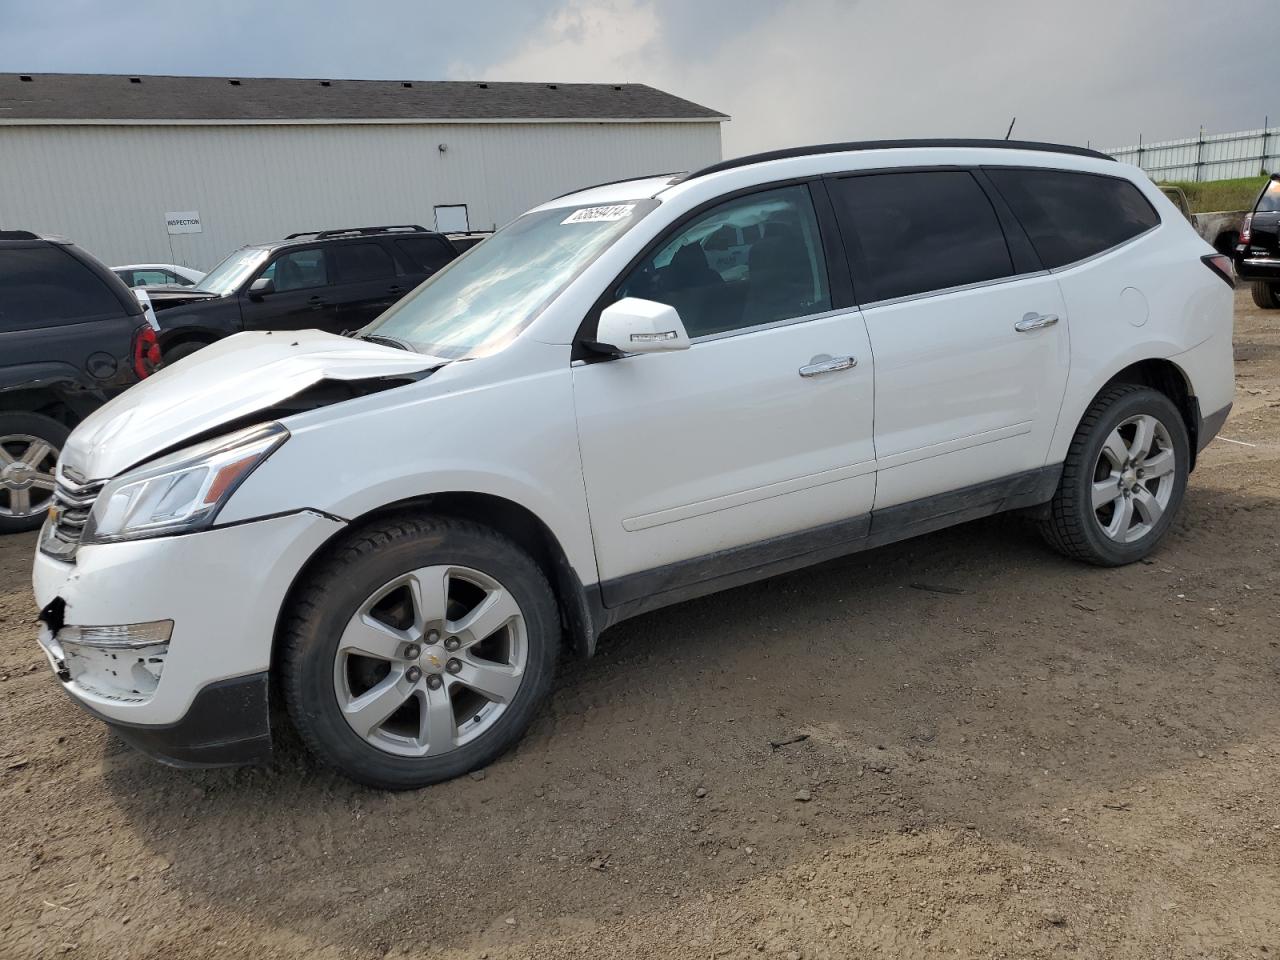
<box><xmin>1</xmin><ymin>287</ymin><xmax>1277</xmax><ymax>960</ymax></box>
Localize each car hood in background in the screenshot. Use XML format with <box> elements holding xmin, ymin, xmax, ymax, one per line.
<box><xmin>62</xmin><ymin>330</ymin><xmax>443</xmax><ymax>480</ymax></box>
<box><xmin>140</xmin><ymin>286</ymin><xmax>222</xmax><ymax>309</ymax></box>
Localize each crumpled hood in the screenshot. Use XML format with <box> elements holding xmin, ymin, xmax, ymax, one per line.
<box><xmin>63</xmin><ymin>330</ymin><xmax>441</xmax><ymax>481</ymax></box>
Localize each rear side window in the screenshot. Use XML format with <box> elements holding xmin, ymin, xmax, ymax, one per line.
<box><xmin>985</xmin><ymin>169</ymin><xmax>1160</xmax><ymax>268</ymax></box>
<box><xmin>395</xmin><ymin>236</ymin><xmax>455</xmax><ymax>273</ymax></box>
<box><xmin>829</xmin><ymin>171</ymin><xmax>1013</xmax><ymax>303</ymax></box>
<box><xmin>1256</xmin><ymin>180</ymin><xmax>1280</xmax><ymax>214</ymax></box>
<box><xmin>331</xmin><ymin>242</ymin><xmax>396</xmax><ymax>283</ymax></box>
<box><xmin>0</xmin><ymin>246</ymin><xmax>124</xmax><ymax>327</ymax></box>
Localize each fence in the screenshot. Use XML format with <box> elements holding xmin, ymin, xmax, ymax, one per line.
<box><xmin>1102</xmin><ymin>125</ymin><xmax>1280</xmax><ymax>182</ymax></box>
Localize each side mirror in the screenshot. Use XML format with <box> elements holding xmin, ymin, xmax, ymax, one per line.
<box><xmin>248</xmin><ymin>276</ymin><xmax>275</xmax><ymax>299</ymax></box>
<box><xmin>596</xmin><ymin>298</ymin><xmax>691</xmax><ymax>354</ymax></box>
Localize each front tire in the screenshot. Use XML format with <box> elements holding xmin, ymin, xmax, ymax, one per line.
<box><xmin>281</xmin><ymin>514</ymin><xmax>559</xmax><ymax>789</ymax></box>
<box><xmin>0</xmin><ymin>412</ymin><xmax>69</xmax><ymax>534</ymax></box>
<box><xmin>1039</xmin><ymin>385</ymin><xmax>1189</xmax><ymax>566</ymax></box>
<box><xmin>1251</xmin><ymin>280</ymin><xmax>1280</xmax><ymax>309</ymax></box>
<box><xmin>162</xmin><ymin>340</ymin><xmax>212</xmax><ymax>365</ymax></box>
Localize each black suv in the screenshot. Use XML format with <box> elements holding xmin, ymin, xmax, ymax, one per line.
<box><xmin>1</xmin><ymin>231</ymin><xmax>157</xmax><ymax>533</ymax></box>
<box><xmin>1233</xmin><ymin>174</ymin><xmax>1280</xmax><ymax>308</ymax></box>
<box><xmin>148</xmin><ymin>225</ymin><xmax>458</xmax><ymax>362</ymax></box>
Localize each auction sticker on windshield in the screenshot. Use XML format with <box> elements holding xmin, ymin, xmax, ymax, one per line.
<box><xmin>561</xmin><ymin>204</ymin><xmax>636</xmax><ymax>225</ymax></box>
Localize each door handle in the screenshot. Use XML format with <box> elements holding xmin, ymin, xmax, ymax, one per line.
<box><xmin>799</xmin><ymin>355</ymin><xmax>857</xmax><ymax>378</ymax></box>
<box><xmin>307</xmin><ymin>296</ymin><xmax>327</xmax><ymax>311</ymax></box>
<box><xmin>1014</xmin><ymin>312</ymin><xmax>1059</xmax><ymax>332</ymax></box>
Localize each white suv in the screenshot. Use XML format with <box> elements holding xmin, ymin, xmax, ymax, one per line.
<box><xmin>33</xmin><ymin>140</ymin><xmax>1235</xmax><ymax>789</ymax></box>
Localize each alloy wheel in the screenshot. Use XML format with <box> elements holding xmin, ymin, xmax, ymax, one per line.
<box><xmin>1091</xmin><ymin>413</ymin><xmax>1176</xmax><ymax>543</ymax></box>
<box><xmin>0</xmin><ymin>434</ymin><xmax>59</xmax><ymax>520</ymax></box>
<box><xmin>332</xmin><ymin>565</ymin><xmax>528</xmax><ymax>757</ymax></box>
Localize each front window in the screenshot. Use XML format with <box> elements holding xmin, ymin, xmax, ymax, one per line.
<box><xmin>195</xmin><ymin>248</ymin><xmax>270</xmax><ymax>296</ymax></box>
<box><xmin>363</xmin><ymin>200</ymin><xmax>656</xmax><ymax>358</ymax></box>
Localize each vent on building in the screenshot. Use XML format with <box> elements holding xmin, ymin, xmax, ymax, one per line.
<box><xmin>19</xmin><ymin>75</ymin><xmax>32</xmax><ymax>82</ymax></box>
<box><xmin>320</xmin><ymin>80</ymin><xmax>331</xmax><ymax>87</ymax></box>
<box><xmin>477</xmin><ymin>82</ymin><xmax>488</xmax><ymax>89</ymax></box>
<box><xmin>547</xmin><ymin>84</ymin><xmax>558</xmax><ymax>90</ymax></box>
<box><xmin>129</xmin><ymin>77</ymin><xmax>141</xmax><ymax>83</ymax></box>
<box><xmin>402</xmin><ymin>82</ymin><xmax>412</xmax><ymax>88</ymax></box>
<box><xmin>228</xmin><ymin>79</ymin><xmax>241</xmax><ymax>86</ymax></box>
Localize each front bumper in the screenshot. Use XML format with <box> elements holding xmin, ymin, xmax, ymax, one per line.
<box><xmin>64</xmin><ymin>672</ymin><xmax>272</xmax><ymax>767</ymax></box>
<box><xmin>33</xmin><ymin>509</ymin><xmax>344</xmax><ymax>760</ymax></box>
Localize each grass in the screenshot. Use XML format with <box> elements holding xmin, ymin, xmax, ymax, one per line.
<box><xmin>1158</xmin><ymin>176</ymin><xmax>1269</xmax><ymax>213</ymax></box>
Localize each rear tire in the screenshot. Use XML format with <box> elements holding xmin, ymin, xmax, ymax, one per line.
<box><xmin>1039</xmin><ymin>385</ymin><xmax>1189</xmax><ymax>566</ymax></box>
<box><xmin>1250</xmin><ymin>280</ymin><xmax>1280</xmax><ymax>309</ymax></box>
<box><xmin>162</xmin><ymin>340</ymin><xmax>212</xmax><ymax>365</ymax></box>
<box><xmin>281</xmin><ymin>514</ymin><xmax>559</xmax><ymax>789</ymax></box>
<box><xmin>0</xmin><ymin>412</ymin><xmax>68</xmax><ymax>535</ymax></box>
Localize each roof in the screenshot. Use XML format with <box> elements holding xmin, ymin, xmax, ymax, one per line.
<box><xmin>0</xmin><ymin>73</ymin><xmax>727</xmax><ymax>124</ymax></box>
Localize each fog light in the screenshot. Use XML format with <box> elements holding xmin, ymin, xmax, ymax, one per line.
<box><xmin>58</xmin><ymin>620</ymin><xmax>173</xmax><ymax>650</ymax></box>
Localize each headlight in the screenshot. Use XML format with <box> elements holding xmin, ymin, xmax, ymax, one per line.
<box><xmin>82</xmin><ymin>422</ymin><xmax>288</xmax><ymax>544</ymax></box>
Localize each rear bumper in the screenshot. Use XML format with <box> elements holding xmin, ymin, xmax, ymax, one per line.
<box><xmin>1233</xmin><ymin>253</ymin><xmax>1280</xmax><ymax>281</ymax></box>
<box><xmin>68</xmin><ymin>672</ymin><xmax>272</xmax><ymax>768</ymax></box>
<box><xmin>1197</xmin><ymin>401</ymin><xmax>1232</xmax><ymax>452</ymax></box>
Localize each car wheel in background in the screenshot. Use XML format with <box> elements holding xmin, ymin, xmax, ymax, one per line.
<box><xmin>281</xmin><ymin>514</ymin><xmax>560</xmax><ymax>789</ymax></box>
<box><xmin>0</xmin><ymin>412</ymin><xmax>68</xmax><ymax>534</ymax></box>
<box><xmin>1251</xmin><ymin>280</ymin><xmax>1280</xmax><ymax>309</ymax></box>
<box><xmin>1039</xmin><ymin>385</ymin><xmax>1189</xmax><ymax>567</ymax></box>
<box><xmin>162</xmin><ymin>341</ymin><xmax>211</xmax><ymax>365</ymax></box>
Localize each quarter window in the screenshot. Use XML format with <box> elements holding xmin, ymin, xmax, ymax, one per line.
<box><xmin>261</xmin><ymin>248</ymin><xmax>328</xmax><ymax>291</ymax></box>
<box><xmin>395</xmin><ymin>236</ymin><xmax>456</xmax><ymax>273</ymax></box>
<box><xmin>617</xmin><ymin>184</ymin><xmax>831</xmax><ymax>338</ymax></box>
<box><xmin>0</xmin><ymin>246</ymin><xmax>123</xmax><ymax>327</ymax></box>
<box><xmin>331</xmin><ymin>242</ymin><xmax>396</xmax><ymax>283</ymax></box>
<box><xmin>985</xmin><ymin>168</ymin><xmax>1160</xmax><ymax>268</ymax></box>
<box><xmin>829</xmin><ymin>171</ymin><xmax>1013</xmax><ymax>303</ymax></box>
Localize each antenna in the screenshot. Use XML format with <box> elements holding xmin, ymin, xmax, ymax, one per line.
<box><xmin>1004</xmin><ymin>117</ymin><xmax>1016</xmax><ymax>140</ymax></box>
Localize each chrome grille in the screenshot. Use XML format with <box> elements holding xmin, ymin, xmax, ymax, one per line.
<box><xmin>39</xmin><ymin>472</ymin><xmax>104</xmax><ymax>562</ymax></box>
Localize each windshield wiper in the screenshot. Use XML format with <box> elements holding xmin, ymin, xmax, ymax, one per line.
<box><xmin>355</xmin><ymin>333</ymin><xmax>414</xmax><ymax>351</ymax></box>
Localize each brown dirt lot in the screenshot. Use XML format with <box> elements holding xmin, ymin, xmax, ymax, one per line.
<box><xmin>1</xmin><ymin>288</ymin><xmax>1278</xmax><ymax>960</ymax></box>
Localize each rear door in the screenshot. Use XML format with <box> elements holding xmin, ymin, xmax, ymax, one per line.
<box><xmin>240</xmin><ymin>246</ymin><xmax>340</xmax><ymax>332</ymax></box>
<box><xmin>327</xmin><ymin>241</ymin><xmax>403</xmax><ymax>330</ymax></box>
<box><xmin>828</xmin><ymin>169</ymin><xmax>1069</xmax><ymax>511</ymax></box>
<box><xmin>393</xmin><ymin>235</ymin><xmax>457</xmax><ymax>287</ymax></box>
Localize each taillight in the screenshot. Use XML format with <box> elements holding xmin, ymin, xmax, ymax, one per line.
<box><xmin>1201</xmin><ymin>253</ymin><xmax>1235</xmax><ymax>287</ymax></box>
<box><xmin>132</xmin><ymin>324</ymin><xmax>162</xmax><ymax>379</ymax></box>
<box><xmin>1240</xmin><ymin>213</ymin><xmax>1252</xmax><ymax>244</ymax></box>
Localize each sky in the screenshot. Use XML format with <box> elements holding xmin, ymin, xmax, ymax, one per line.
<box><xmin>1</xmin><ymin>0</ymin><xmax>1275</xmax><ymax>157</ymax></box>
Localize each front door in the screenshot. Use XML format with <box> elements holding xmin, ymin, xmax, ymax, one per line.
<box><xmin>571</xmin><ymin>183</ymin><xmax>877</xmax><ymax>605</ymax></box>
<box><xmin>827</xmin><ymin>169</ymin><xmax>1069</xmax><ymax>510</ymax></box>
<box><xmin>240</xmin><ymin>246</ymin><xmax>341</xmax><ymax>332</ymax></box>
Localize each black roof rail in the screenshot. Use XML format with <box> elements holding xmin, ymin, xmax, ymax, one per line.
<box><xmin>685</xmin><ymin>139</ymin><xmax>1113</xmax><ymax>181</ymax></box>
<box><xmin>0</xmin><ymin>229</ymin><xmax>41</xmax><ymax>240</ymax></box>
<box><xmin>284</xmin><ymin>224</ymin><xmax>431</xmax><ymax>240</ymax></box>
<box><xmin>547</xmin><ymin>171</ymin><xmax>686</xmax><ymax>203</ymax></box>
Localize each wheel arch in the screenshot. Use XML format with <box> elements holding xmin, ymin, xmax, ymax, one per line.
<box><xmin>270</xmin><ymin>492</ymin><xmax>602</xmax><ymax>692</ymax></box>
<box><xmin>1098</xmin><ymin>357</ymin><xmax>1200</xmax><ymax>467</ymax></box>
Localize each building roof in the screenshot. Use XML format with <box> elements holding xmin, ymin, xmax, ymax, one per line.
<box><xmin>0</xmin><ymin>73</ymin><xmax>727</xmax><ymax>124</ymax></box>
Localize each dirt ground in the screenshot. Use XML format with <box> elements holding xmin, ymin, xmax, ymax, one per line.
<box><xmin>1</xmin><ymin>288</ymin><xmax>1277</xmax><ymax>960</ymax></box>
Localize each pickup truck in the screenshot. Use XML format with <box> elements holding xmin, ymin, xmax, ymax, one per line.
<box><xmin>1159</xmin><ymin>185</ymin><xmax>1246</xmax><ymax>256</ymax></box>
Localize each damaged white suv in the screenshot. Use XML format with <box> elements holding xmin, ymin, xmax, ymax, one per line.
<box><xmin>34</xmin><ymin>140</ymin><xmax>1234</xmax><ymax>789</ymax></box>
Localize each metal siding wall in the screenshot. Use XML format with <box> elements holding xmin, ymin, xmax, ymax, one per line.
<box><xmin>1105</xmin><ymin>127</ymin><xmax>1280</xmax><ymax>183</ymax></box>
<box><xmin>0</xmin><ymin>121</ymin><xmax>723</xmax><ymax>268</ymax></box>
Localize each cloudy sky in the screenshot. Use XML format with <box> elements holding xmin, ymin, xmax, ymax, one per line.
<box><xmin>2</xmin><ymin>0</ymin><xmax>1274</xmax><ymax>156</ymax></box>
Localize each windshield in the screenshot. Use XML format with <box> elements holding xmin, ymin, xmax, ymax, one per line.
<box><xmin>196</xmin><ymin>248</ymin><xmax>270</xmax><ymax>296</ymax></box>
<box><xmin>362</xmin><ymin>200</ymin><xmax>657</xmax><ymax>358</ymax></box>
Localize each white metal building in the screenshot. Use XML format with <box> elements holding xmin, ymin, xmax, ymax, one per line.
<box><xmin>0</xmin><ymin>73</ymin><xmax>726</xmax><ymax>269</ymax></box>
